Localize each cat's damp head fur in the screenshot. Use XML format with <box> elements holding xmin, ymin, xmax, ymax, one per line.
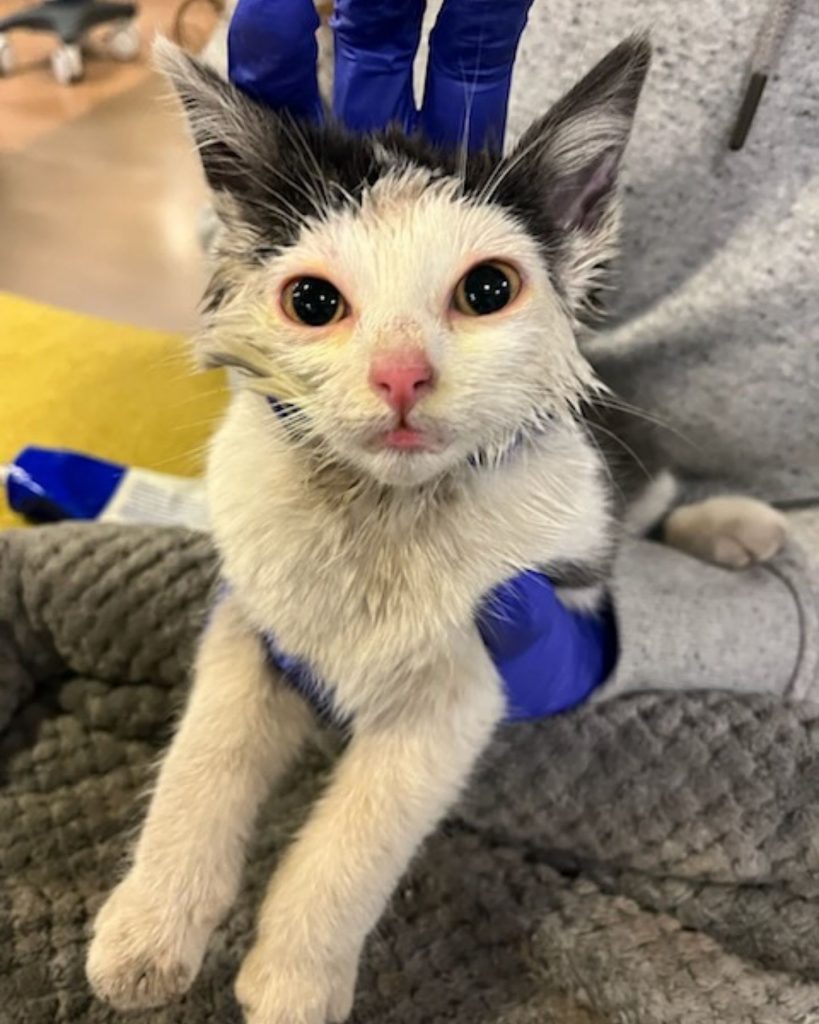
<box><xmin>158</xmin><ymin>35</ymin><xmax>649</xmax><ymax>488</ymax></box>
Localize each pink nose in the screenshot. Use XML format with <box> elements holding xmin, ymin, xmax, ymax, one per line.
<box><xmin>369</xmin><ymin>350</ymin><xmax>434</xmax><ymax>414</ymax></box>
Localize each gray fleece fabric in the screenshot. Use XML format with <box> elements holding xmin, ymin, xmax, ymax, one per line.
<box><xmin>3</xmin><ymin>522</ymin><xmax>819</xmax><ymax>1024</ymax></box>
<box><xmin>509</xmin><ymin>0</ymin><xmax>819</xmax><ymax>506</ymax></box>
<box><xmin>506</xmin><ymin>0</ymin><xmax>819</xmax><ymax>707</ymax></box>
<box><xmin>602</xmin><ymin>533</ymin><xmax>819</xmax><ymax>705</ymax></box>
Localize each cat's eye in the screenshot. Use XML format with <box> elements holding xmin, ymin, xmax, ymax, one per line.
<box><xmin>282</xmin><ymin>276</ymin><xmax>347</xmax><ymax>327</ymax></box>
<box><xmin>453</xmin><ymin>261</ymin><xmax>521</xmax><ymax>317</ymax></box>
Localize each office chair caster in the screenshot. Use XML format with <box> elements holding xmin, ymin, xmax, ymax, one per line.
<box><xmin>51</xmin><ymin>40</ymin><xmax>83</xmax><ymax>83</ymax></box>
<box><xmin>0</xmin><ymin>1</ymin><xmax>139</xmax><ymax>85</ymax></box>
<box><xmin>103</xmin><ymin>17</ymin><xmax>139</xmax><ymax>60</ymax></box>
<box><xmin>0</xmin><ymin>33</ymin><xmax>15</xmax><ymax>75</ymax></box>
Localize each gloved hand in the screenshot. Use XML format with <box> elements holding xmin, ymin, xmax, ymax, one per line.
<box><xmin>227</xmin><ymin>0</ymin><xmax>534</xmax><ymax>150</ymax></box>
<box><xmin>479</xmin><ymin>571</ymin><xmax>618</xmax><ymax>720</ymax></box>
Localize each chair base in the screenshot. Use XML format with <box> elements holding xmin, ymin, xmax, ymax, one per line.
<box><xmin>0</xmin><ymin>0</ymin><xmax>138</xmax><ymax>46</ymax></box>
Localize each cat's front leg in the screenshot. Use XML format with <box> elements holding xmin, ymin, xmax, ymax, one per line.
<box><xmin>235</xmin><ymin>630</ymin><xmax>504</xmax><ymax>1024</ymax></box>
<box><xmin>86</xmin><ymin>595</ymin><xmax>314</xmax><ymax>1010</ymax></box>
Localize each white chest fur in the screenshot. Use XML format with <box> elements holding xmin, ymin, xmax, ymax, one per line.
<box><xmin>208</xmin><ymin>393</ymin><xmax>611</xmax><ymax>717</ymax></box>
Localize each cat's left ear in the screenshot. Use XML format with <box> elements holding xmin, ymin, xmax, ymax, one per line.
<box><xmin>496</xmin><ymin>35</ymin><xmax>650</xmax><ymax>315</ymax></box>
<box><xmin>154</xmin><ymin>36</ymin><xmax>282</xmax><ymax>200</ymax></box>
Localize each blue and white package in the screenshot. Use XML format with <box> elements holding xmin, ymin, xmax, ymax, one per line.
<box><xmin>1</xmin><ymin>446</ymin><xmax>208</xmax><ymax>530</ymax></box>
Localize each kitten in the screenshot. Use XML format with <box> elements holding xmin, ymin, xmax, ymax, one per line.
<box><xmin>86</xmin><ymin>34</ymin><xmax>783</xmax><ymax>1024</ymax></box>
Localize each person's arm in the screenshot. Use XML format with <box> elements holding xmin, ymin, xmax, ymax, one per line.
<box><xmin>598</xmin><ymin>536</ymin><xmax>818</xmax><ymax>703</ymax></box>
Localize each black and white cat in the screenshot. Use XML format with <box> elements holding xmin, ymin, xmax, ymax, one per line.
<box><xmin>86</xmin><ymin>35</ymin><xmax>785</xmax><ymax>1024</ymax></box>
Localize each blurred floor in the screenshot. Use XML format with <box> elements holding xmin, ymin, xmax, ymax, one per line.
<box><xmin>0</xmin><ymin>0</ymin><xmax>216</xmax><ymax>331</ymax></box>
<box><xmin>0</xmin><ymin>0</ymin><xmax>218</xmax><ymax>150</ymax></box>
<box><xmin>1</xmin><ymin>74</ymin><xmax>209</xmax><ymax>330</ymax></box>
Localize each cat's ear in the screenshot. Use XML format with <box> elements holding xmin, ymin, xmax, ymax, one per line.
<box><xmin>497</xmin><ymin>36</ymin><xmax>650</xmax><ymax>315</ymax></box>
<box><xmin>154</xmin><ymin>37</ymin><xmax>280</xmax><ymax>197</ymax></box>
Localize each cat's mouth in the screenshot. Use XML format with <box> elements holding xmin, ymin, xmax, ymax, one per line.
<box><xmin>383</xmin><ymin>427</ymin><xmax>429</xmax><ymax>451</ymax></box>
<box><xmin>362</xmin><ymin>416</ymin><xmax>448</xmax><ymax>455</ymax></box>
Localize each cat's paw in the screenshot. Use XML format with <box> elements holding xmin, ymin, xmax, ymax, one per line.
<box><xmin>663</xmin><ymin>496</ymin><xmax>787</xmax><ymax>569</ymax></box>
<box><xmin>86</xmin><ymin>876</ymin><xmax>210</xmax><ymax>1010</ymax></box>
<box><xmin>235</xmin><ymin>943</ymin><xmax>357</xmax><ymax>1024</ymax></box>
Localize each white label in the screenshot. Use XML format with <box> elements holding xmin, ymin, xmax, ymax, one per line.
<box><xmin>99</xmin><ymin>468</ymin><xmax>209</xmax><ymax>531</ymax></box>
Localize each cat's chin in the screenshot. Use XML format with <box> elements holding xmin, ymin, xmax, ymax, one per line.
<box><xmin>352</xmin><ymin>448</ymin><xmax>459</xmax><ymax>488</ymax></box>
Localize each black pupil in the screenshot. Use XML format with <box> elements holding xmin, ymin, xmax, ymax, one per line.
<box><xmin>463</xmin><ymin>263</ymin><xmax>511</xmax><ymax>315</ymax></box>
<box><xmin>290</xmin><ymin>277</ymin><xmax>341</xmax><ymax>326</ymax></box>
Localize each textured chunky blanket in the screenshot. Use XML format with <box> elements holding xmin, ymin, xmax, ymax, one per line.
<box><xmin>2</xmin><ymin>522</ymin><xmax>819</xmax><ymax>1024</ymax></box>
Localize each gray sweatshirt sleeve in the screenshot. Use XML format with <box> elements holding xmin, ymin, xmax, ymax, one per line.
<box><xmin>596</xmin><ymin>539</ymin><xmax>819</xmax><ymax>705</ymax></box>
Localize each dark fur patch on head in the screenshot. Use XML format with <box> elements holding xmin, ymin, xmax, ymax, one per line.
<box><xmin>161</xmin><ymin>35</ymin><xmax>649</xmax><ymax>317</ymax></box>
<box><xmin>214</xmin><ymin>111</ymin><xmax>506</xmax><ymax>257</ymax></box>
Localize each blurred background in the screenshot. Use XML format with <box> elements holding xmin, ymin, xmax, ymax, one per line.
<box><xmin>0</xmin><ymin>0</ymin><xmax>244</xmax><ymax>529</ymax></box>
<box><xmin>0</xmin><ymin>0</ymin><xmax>231</xmax><ymax>332</ymax></box>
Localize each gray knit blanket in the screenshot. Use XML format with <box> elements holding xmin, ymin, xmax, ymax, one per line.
<box><xmin>2</xmin><ymin>523</ymin><xmax>819</xmax><ymax>1024</ymax></box>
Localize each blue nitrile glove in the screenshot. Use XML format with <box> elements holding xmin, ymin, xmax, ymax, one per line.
<box><xmin>228</xmin><ymin>0</ymin><xmax>534</xmax><ymax>150</ymax></box>
<box><xmin>419</xmin><ymin>0</ymin><xmax>532</xmax><ymax>149</ymax></box>
<box><xmin>478</xmin><ymin>571</ymin><xmax>618</xmax><ymax>720</ymax></box>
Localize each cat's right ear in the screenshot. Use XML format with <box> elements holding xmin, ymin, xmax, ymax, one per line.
<box><xmin>154</xmin><ymin>37</ymin><xmax>280</xmax><ymax>198</ymax></box>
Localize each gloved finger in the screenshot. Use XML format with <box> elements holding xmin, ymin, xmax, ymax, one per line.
<box><xmin>478</xmin><ymin>571</ymin><xmax>560</xmax><ymax>658</ymax></box>
<box><xmin>420</xmin><ymin>0</ymin><xmax>534</xmax><ymax>151</ymax></box>
<box><xmin>331</xmin><ymin>0</ymin><xmax>425</xmax><ymax>133</ymax></box>
<box><xmin>228</xmin><ymin>0</ymin><xmax>323</xmax><ymax>122</ymax></box>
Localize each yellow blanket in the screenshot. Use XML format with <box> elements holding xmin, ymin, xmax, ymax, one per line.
<box><xmin>0</xmin><ymin>294</ymin><xmax>227</xmax><ymax>528</ymax></box>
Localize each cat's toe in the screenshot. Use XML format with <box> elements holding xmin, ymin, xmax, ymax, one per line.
<box><xmin>86</xmin><ymin>878</ymin><xmax>205</xmax><ymax>1010</ymax></box>
<box><xmin>236</xmin><ymin>944</ymin><xmax>358</xmax><ymax>1024</ymax></box>
<box><xmin>663</xmin><ymin>496</ymin><xmax>788</xmax><ymax>568</ymax></box>
<box><xmin>87</xmin><ymin>948</ymin><xmax>193</xmax><ymax>1010</ymax></box>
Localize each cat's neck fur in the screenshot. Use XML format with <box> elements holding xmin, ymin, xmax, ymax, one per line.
<box><xmin>208</xmin><ymin>391</ymin><xmax>612</xmax><ymax>725</ymax></box>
